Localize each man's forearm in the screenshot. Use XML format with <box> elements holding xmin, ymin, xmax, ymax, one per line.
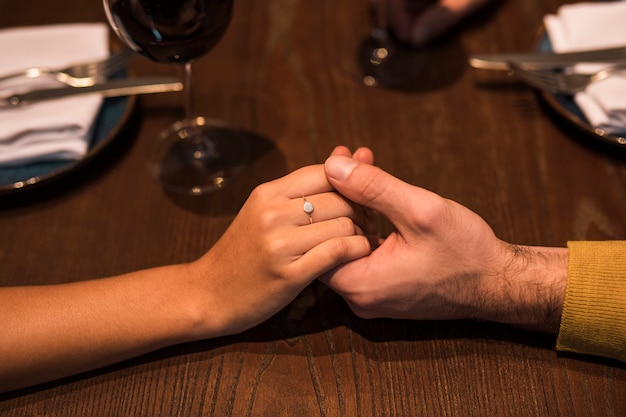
<box><xmin>485</xmin><ymin>244</ymin><xmax>569</xmax><ymax>333</ymax></box>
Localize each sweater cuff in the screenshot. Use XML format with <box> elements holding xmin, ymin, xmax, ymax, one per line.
<box><xmin>557</xmin><ymin>241</ymin><xmax>626</xmax><ymax>362</ymax></box>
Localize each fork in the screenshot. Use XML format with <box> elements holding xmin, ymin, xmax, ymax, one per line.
<box><xmin>509</xmin><ymin>62</ymin><xmax>626</xmax><ymax>95</ymax></box>
<box><xmin>0</xmin><ymin>47</ymin><xmax>135</xmax><ymax>88</ymax></box>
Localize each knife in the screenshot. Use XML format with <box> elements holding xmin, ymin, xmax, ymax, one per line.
<box><xmin>0</xmin><ymin>77</ymin><xmax>183</xmax><ymax>108</ymax></box>
<box><xmin>469</xmin><ymin>46</ymin><xmax>626</xmax><ymax>71</ymax></box>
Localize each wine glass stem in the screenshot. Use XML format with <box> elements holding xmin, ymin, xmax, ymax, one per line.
<box><xmin>374</xmin><ymin>0</ymin><xmax>388</xmax><ymax>33</ymax></box>
<box><xmin>183</xmin><ymin>61</ymin><xmax>195</xmax><ymax>119</ymax></box>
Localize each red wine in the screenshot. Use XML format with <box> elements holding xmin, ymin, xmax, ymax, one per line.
<box><xmin>105</xmin><ymin>0</ymin><xmax>233</xmax><ymax>64</ymax></box>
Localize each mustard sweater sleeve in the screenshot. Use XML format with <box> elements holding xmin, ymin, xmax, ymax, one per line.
<box><xmin>557</xmin><ymin>241</ymin><xmax>626</xmax><ymax>362</ymax></box>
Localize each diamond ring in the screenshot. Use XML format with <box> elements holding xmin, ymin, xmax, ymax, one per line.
<box><xmin>303</xmin><ymin>197</ymin><xmax>314</xmax><ymax>224</ymax></box>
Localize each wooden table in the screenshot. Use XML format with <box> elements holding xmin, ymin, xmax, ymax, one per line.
<box><xmin>1</xmin><ymin>0</ymin><xmax>625</xmax><ymax>415</ymax></box>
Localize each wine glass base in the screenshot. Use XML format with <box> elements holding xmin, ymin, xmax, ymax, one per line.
<box><xmin>148</xmin><ymin>117</ymin><xmax>250</xmax><ymax>195</ymax></box>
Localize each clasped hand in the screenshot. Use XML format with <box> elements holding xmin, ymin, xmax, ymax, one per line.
<box><xmin>0</xmin><ymin>145</ymin><xmax>567</xmax><ymax>393</ymax></box>
<box><xmin>190</xmin><ymin>147</ymin><xmax>373</xmax><ymax>337</ymax></box>
<box><xmin>194</xmin><ymin>144</ymin><xmax>565</xmax><ymax>339</ymax></box>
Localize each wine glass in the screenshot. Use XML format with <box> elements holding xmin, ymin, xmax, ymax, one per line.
<box><xmin>103</xmin><ymin>0</ymin><xmax>249</xmax><ymax>195</ymax></box>
<box><xmin>358</xmin><ymin>0</ymin><xmax>425</xmax><ymax>88</ymax></box>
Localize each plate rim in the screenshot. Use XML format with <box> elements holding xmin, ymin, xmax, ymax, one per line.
<box><xmin>533</xmin><ymin>27</ymin><xmax>626</xmax><ymax>148</ymax></box>
<box><xmin>0</xmin><ymin>89</ymin><xmax>136</xmax><ymax>195</ymax></box>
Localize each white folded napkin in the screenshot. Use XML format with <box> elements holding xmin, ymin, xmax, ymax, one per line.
<box><xmin>0</xmin><ymin>23</ymin><xmax>109</xmax><ymax>167</ymax></box>
<box><xmin>544</xmin><ymin>1</ymin><xmax>626</xmax><ymax>136</ymax></box>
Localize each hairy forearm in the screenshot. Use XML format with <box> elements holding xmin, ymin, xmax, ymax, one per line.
<box><xmin>483</xmin><ymin>244</ymin><xmax>569</xmax><ymax>333</ymax></box>
<box><xmin>0</xmin><ymin>263</ymin><xmax>206</xmax><ymax>393</ymax></box>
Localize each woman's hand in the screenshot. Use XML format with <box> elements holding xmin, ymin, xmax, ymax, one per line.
<box><xmin>191</xmin><ymin>162</ymin><xmax>372</xmax><ymax>337</ymax></box>
<box><xmin>0</xmin><ymin>155</ymin><xmax>372</xmax><ymax>393</ymax></box>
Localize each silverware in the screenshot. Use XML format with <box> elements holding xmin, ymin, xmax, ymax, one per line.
<box><xmin>509</xmin><ymin>62</ymin><xmax>626</xmax><ymax>95</ymax></box>
<box><xmin>0</xmin><ymin>77</ymin><xmax>183</xmax><ymax>108</ymax></box>
<box><xmin>0</xmin><ymin>48</ymin><xmax>135</xmax><ymax>87</ymax></box>
<box><xmin>469</xmin><ymin>46</ymin><xmax>626</xmax><ymax>71</ymax></box>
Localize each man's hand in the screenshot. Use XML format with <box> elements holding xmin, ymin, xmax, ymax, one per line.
<box><xmin>321</xmin><ymin>153</ymin><xmax>568</xmax><ymax>332</ymax></box>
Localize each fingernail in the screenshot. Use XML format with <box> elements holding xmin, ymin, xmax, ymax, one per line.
<box><xmin>326</xmin><ymin>156</ymin><xmax>358</xmax><ymax>181</ymax></box>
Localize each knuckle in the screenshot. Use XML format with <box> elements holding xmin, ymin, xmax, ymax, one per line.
<box><xmin>262</xmin><ymin>235</ymin><xmax>287</xmax><ymax>256</ymax></box>
<box><xmin>334</xmin><ymin>217</ymin><xmax>356</xmax><ymax>235</ymax></box>
<box><xmin>271</xmin><ymin>264</ymin><xmax>293</xmax><ymax>281</ymax></box>
<box><xmin>326</xmin><ymin>237</ymin><xmax>352</xmax><ymax>259</ymax></box>
<box><xmin>357</xmin><ymin>170</ymin><xmax>388</xmax><ymax>205</ymax></box>
<box><xmin>249</xmin><ymin>182</ymin><xmax>275</xmax><ymax>205</ymax></box>
<box><xmin>411</xmin><ymin>195</ymin><xmax>451</xmax><ymax>229</ymax></box>
<box><xmin>249</xmin><ymin>192</ymin><xmax>284</xmax><ymax>229</ymax></box>
<box><xmin>337</xmin><ymin>281</ymin><xmax>384</xmax><ymax>318</ymax></box>
<box><xmin>348</xmin><ymin>298</ymin><xmax>380</xmax><ymax>319</ymax></box>
<box><xmin>257</xmin><ymin>208</ymin><xmax>282</xmax><ymax>229</ymax></box>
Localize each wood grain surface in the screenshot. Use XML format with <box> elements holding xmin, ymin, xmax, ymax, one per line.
<box><xmin>1</xmin><ymin>0</ymin><xmax>625</xmax><ymax>415</ymax></box>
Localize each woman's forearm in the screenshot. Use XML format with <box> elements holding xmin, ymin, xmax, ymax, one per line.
<box><xmin>0</xmin><ymin>263</ymin><xmax>204</xmax><ymax>392</ymax></box>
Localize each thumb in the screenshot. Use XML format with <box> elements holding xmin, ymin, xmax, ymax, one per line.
<box><xmin>324</xmin><ymin>155</ymin><xmax>416</xmax><ymax>222</ymax></box>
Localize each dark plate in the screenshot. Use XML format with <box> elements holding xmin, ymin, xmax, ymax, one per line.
<box><xmin>0</xmin><ymin>74</ymin><xmax>136</xmax><ymax>195</ymax></box>
<box><xmin>536</xmin><ymin>34</ymin><xmax>626</xmax><ymax>147</ymax></box>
